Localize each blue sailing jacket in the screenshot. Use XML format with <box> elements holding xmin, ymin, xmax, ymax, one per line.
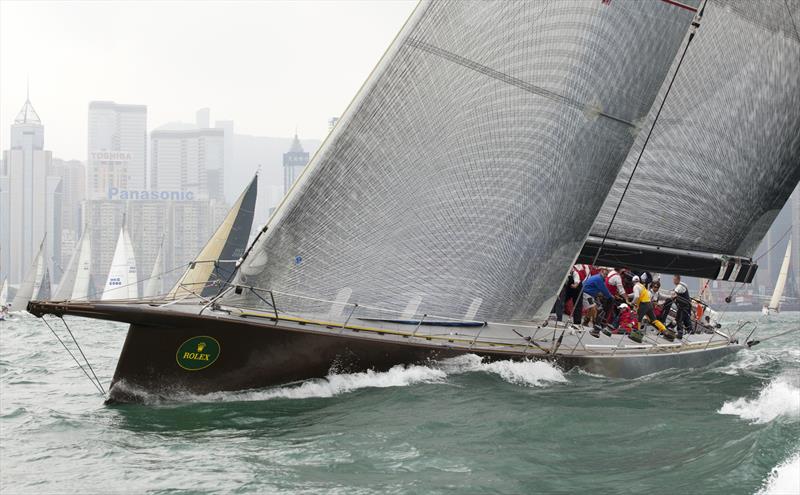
<box><xmin>583</xmin><ymin>274</ymin><xmax>614</xmax><ymax>300</ymax></box>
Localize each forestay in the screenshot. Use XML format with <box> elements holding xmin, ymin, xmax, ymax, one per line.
<box><xmin>226</xmin><ymin>0</ymin><xmax>698</xmax><ymax>322</ymax></box>
<box><xmin>588</xmin><ymin>0</ymin><xmax>800</xmax><ymax>278</ymax></box>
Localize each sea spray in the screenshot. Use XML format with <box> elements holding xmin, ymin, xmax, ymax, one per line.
<box><xmin>437</xmin><ymin>354</ymin><xmax>568</xmax><ymax>387</ymax></box>
<box><xmin>719</xmin><ymin>374</ymin><xmax>800</xmax><ymax>423</ymax></box>
<box><xmin>758</xmin><ymin>449</ymin><xmax>800</xmax><ymax>495</ymax></box>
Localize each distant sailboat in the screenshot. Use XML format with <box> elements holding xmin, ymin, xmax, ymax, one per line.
<box><xmin>143</xmin><ymin>238</ymin><xmax>164</xmax><ymax>299</ymax></box>
<box><xmin>0</xmin><ymin>278</ymin><xmax>8</xmax><ymax>307</ymax></box>
<box><xmin>11</xmin><ymin>236</ymin><xmax>46</xmax><ymax>312</ymax></box>
<box><xmin>101</xmin><ymin>222</ymin><xmax>138</xmax><ymax>301</ymax></box>
<box><xmin>54</xmin><ymin>228</ymin><xmax>92</xmax><ymax>301</ymax></box>
<box><xmin>38</xmin><ymin>267</ymin><xmax>51</xmax><ymax>301</ymax></box>
<box><xmin>0</xmin><ymin>278</ymin><xmax>8</xmax><ymax>320</ymax></box>
<box><xmin>767</xmin><ymin>239</ymin><xmax>792</xmax><ymax>314</ymax></box>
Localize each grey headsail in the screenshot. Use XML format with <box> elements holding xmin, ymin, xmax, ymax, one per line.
<box><xmin>584</xmin><ymin>0</ymin><xmax>800</xmax><ymax>281</ymax></box>
<box><xmin>170</xmin><ymin>173</ymin><xmax>258</xmax><ymax>298</ymax></box>
<box><xmin>224</xmin><ymin>0</ymin><xmax>699</xmax><ymax>322</ymax></box>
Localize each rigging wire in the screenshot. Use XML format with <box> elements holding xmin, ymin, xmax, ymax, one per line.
<box><xmin>59</xmin><ymin>316</ymin><xmax>106</xmax><ymax>396</ymax></box>
<box><xmin>40</xmin><ymin>316</ymin><xmax>105</xmax><ymax>396</ymax></box>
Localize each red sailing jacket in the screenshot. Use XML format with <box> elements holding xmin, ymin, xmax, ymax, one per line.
<box><xmin>617</xmin><ymin>307</ymin><xmax>638</xmax><ymax>334</ymax></box>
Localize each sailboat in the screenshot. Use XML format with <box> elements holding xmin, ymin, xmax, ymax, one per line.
<box><xmin>101</xmin><ymin>220</ymin><xmax>138</xmax><ymax>301</ymax></box>
<box><xmin>143</xmin><ymin>237</ymin><xmax>164</xmax><ymax>299</ymax></box>
<box><xmin>28</xmin><ymin>0</ymin><xmax>800</xmax><ymax>403</ymax></box>
<box><xmin>766</xmin><ymin>239</ymin><xmax>793</xmax><ymax>314</ymax></box>
<box><xmin>53</xmin><ymin>228</ymin><xmax>93</xmax><ymax>301</ymax></box>
<box><xmin>0</xmin><ymin>278</ymin><xmax>7</xmax><ymax>307</ymax></box>
<box><xmin>12</xmin><ymin>237</ymin><xmax>47</xmax><ymax>313</ymax></box>
<box><xmin>0</xmin><ymin>278</ymin><xmax>8</xmax><ymax>320</ymax></box>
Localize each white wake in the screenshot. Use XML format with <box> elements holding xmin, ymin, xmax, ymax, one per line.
<box><xmin>220</xmin><ymin>364</ymin><xmax>447</xmax><ymax>401</ymax></box>
<box><xmin>199</xmin><ymin>355</ymin><xmax>567</xmax><ymax>402</ymax></box>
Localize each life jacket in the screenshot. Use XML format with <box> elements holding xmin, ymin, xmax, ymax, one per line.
<box><xmin>634</xmin><ymin>282</ymin><xmax>651</xmax><ymax>305</ymax></box>
<box><xmin>605</xmin><ymin>270</ymin><xmax>625</xmax><ymax>297</ymax></box>
<box><xmin>675</xmin><ymin>282</ymin><xmax>691</xmax><ymax>307</ymax></box>
<box><xmin>572</xmin><ymin>264</ymin><xmax>592</xmax><ymax>283</ymax></box>
<box><xmin>618</xmin><ymin>308</ymin><xmax>637</xmax><ymax>333</ymax></box>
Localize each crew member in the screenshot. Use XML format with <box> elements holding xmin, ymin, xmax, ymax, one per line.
<box><xmin>616</xmin><ymin>303</ymin><xmax>637</xmax><ymax>334</ymax></box>
<box><xmin>582</xmin><ymin>270</ymin><xmax>614</xmax><ymax>328</ymax></box>
<box><xmin>632</xmin><ymin>275</ymin><xmax>672</xmax><ymax>339</ymax></box>
<box><xmin>671</xmin><ymin>274</ymin><xmax>693</xmax><ymax>338</ymax></box>
<box><xmin>568</xmin><ymin>264</ymin><xmax>592</xmax><ymax>324</ymax></box>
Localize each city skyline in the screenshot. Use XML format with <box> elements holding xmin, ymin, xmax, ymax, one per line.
<box><xmin>0</xmin><ymin>0</ymin><xmax>416</xmax><ymax>161</ymax></box>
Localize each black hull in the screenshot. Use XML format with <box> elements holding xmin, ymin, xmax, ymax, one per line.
<box><xmin>27</xmin><ymin>301</ymin><xmax>743</xmax><ymax>403</ymax></box>
<box><xmin>108</xmin><ymin>320</ymin><xmax>466</xmax><ymax>403</ymax></box>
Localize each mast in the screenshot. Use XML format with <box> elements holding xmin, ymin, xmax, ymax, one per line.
<box><xmin>768</xmin><ymin>239</ymin><xmax>792</xmax><ymax>312</ymax></box>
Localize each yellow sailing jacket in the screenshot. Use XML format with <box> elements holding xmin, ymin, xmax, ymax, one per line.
<box><xmin>634</xmin><ymin>283</ymin><xmax>651</xmax><ymax>305</ymax></box>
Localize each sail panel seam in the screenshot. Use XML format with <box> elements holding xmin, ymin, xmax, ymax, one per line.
<box><xmin>405</xmin><ymin>38</ymin><xmax>636</xmax><ymax>128</ymax></box>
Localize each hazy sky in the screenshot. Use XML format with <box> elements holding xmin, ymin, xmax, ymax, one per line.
<box><xmin>0</xmin><ymin>0</ymin><xmax>416</xmax><ymax>161</ymax></box>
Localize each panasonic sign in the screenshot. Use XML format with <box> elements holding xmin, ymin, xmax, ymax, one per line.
<box><xmin>108</xmin><ymin>187</ymin><xmax>195</xmax><ymax>201</ymax></box>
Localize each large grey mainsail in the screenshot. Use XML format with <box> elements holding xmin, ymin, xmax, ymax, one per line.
<box><xmin>588</xmin><ymin>0</ymin><xmax>800</xmax><ymax>278</ymax></box>
<box><xmin>225</xmin><ymin>0</ymin><xmax>698</xmax><ymax>322</ymax></box>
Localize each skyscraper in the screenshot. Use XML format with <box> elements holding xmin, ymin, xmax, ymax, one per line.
<box><xmin>283</xmin><ymin>133</ymin><xmax>309</xmax><ymax>195</ymax></box>
<box><xmin>87</xmin><ymin>101</ymin><xmax>147</xmax><ymax>200</ymax></box>
<box><xmin>52</xmin><ymin>158</ymin><xmax>86</xmax><ymax>271</ymax></box>
<box><xmin>0</xmin><ymin>94</ymin><xmax>61</xmax><ymax>284</ymax></box>
<box><xmin>150</xmin><ymin>126</ymin><xmax>225</xmax><ymax>201</ymax></box>
<box><xmin>214</xmin><ymin>120</ymin><xmax>235</xmax><ymax>202</ymax></box>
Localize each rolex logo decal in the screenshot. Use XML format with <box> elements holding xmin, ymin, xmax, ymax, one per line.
<box><xmin>176</xmin><ymin>336</ymin><xmax>220</xmax><ymax>371</ymax></box>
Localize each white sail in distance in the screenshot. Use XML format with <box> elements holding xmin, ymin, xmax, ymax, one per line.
<box><xmin>768</xmin><ymin>239</ymin><xmax>792</xmax><ymax>311</ymax></box>
<box><xmin>144</xmin><ymin>239</ymin><xmax>164</xmax><ymax>298</ymax></box>
<box><xmin>37</xmin><ymin>267</ymin><xmax>51</xmax><ymax>300</ymax></box>
<box><xmin>11</xmin><ymin>237</ymin><xmax>46</xmax><ymax>311</ymax></box>
<box><xmin>225</xmin><ymin>0</ymin><xmax>699</xmax><ymax>322</ymax></box>
<box><xmin>0</xmin><ymin>278</ymin><xmax>8</xmax><ymax>307</ymax></box>
<box><xmin>102</xmin><ymin>224</ymin><xmax>138</xmax><ymax>300</ymax></box>
<box><xmin>54</xmin><ymin>228</ymin><xmax>92</xmax><ymax>301</ymax></box>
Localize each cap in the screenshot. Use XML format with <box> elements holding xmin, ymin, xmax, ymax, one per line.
<box><xmin>618</xmin><ymin>303</ymin><xmax>629</xmax><ymax>309</ymax></box>
<box><xmin>632</xmin><ymin>275</ymin><xmax>640</xmax><ymax>282</ymax></box>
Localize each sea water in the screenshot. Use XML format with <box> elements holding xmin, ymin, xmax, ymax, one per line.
<box><xmin>1</xmin><ymin>312</ymin><xmax>798</xmax><ymax>494</ymax></box>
